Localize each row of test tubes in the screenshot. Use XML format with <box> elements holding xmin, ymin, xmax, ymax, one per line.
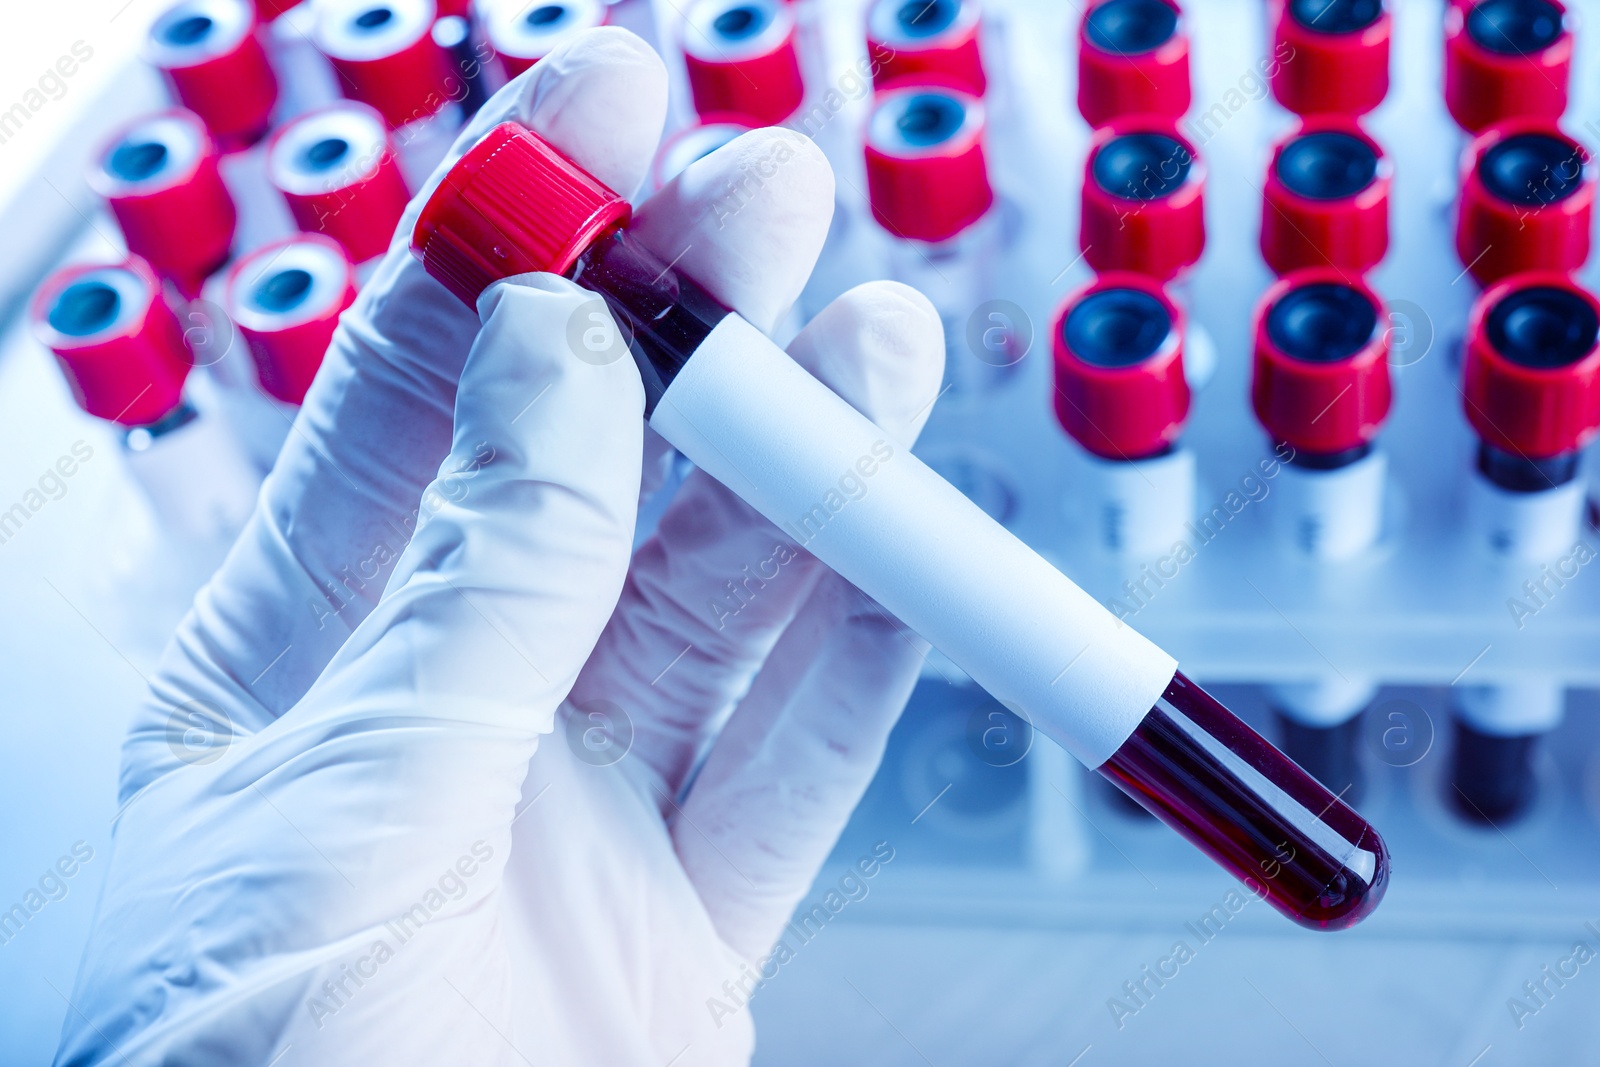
<box><xmin>22</xmin><ymin>0</ymin><xmax>1598</xmax><ymax>833</ymax></box>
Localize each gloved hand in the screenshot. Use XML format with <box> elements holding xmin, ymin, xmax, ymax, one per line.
<box><xmin>55</xmin><ymin>27</ymin><xmax>944</xmax><ymax>1067</ymax></box>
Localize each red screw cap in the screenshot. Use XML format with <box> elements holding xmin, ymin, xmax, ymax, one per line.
<box><xmin>681</xmin><ymin>0</ymin><xmax>805</xmax><ymax>127</ymax></box>
<box><xmin>1076</xmin><ymin>0</ymin><xmax>1190</xmax><ymax>128</ymax></box>
<box><xmin>256</xmin><ymin>0</ymin><xmax>302</xmax><ymax>18</ymax></box>
<box><xmin>866</xmin><ymin>0</ymin><xmax>986</xmax><ymax>96</ymax></box>
<box><xmin>412</xmin><ymin>122</ymin><xmax>630</xmax><ymax>306</ymax></box>
<box><xmin>1053</xmin><ymin>272</ymin><xmax>1189</xmax><ymax>460</ymax></box>
<box><xmin>1445</xmin><ymin>0</ymin><xmax>1571</xmax><ymax>134</ymax></box>
<box><xmin>224</xmin><ymin>235</ymin><xmax>357</xmax><ymax>405</ymax></box>
<box><xmin>144</xmin><ymin>0</ymin><xmax>278</xmax><ymax>151</ymax></box>
<box><xmin>1456</xmin><ymin>118</ymin><xmax>1592</xmax><ymax>288</ymax></box>
<box><xmin>1251</xmin><ymin>268</ymin><xmax>1392</xmax><ymax>456</ymax></box>
<box><xmin>1261</xmin><ymin>117</ymin><xmax>1390</xmax><ymax>277</ymax></box>
<box><xmin>1269</xmin><ymin>0</ymin><xmax>1390</xmax><ymax>117</ymax></box>
<box><xmin>90</xmin><ymin>110</ymin><xmax>237</xmax><ymax>300</ymax></box>
<box><xmin>316</xmin><ymin>0</ymin><xmax>452</xmax><ymax>130</ymax></box>
<box><xmin>1080</xmin><ymin>116</ymin><xmax>1205</xmax><ymax>281</ymax></box>
<box><xmin>864</xmin><ymin>83</ymin><xmax>993</xmax><ymax>244</ymax></box>
<box><xmin>1463</xmin><ymin>271</ymin><xmax>1600</xmax><ymax>458</ymax></box>
<box><xmin>268</xmin><ymin>102</ymin><xmax>410</xmax><ymax>265</ymax></box>
<box><xmin>483</xmin><ymin>0</ymin><xmax>608</xmax><ymax>80</ymax></box>
<box><xmin>30</xmin><ymin>258</ymin><xmax>192</xmax><ymax>427</ymax></box>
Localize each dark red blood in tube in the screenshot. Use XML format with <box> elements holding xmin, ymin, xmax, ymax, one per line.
<box><xmin>1101</xmin><ymin>673</ymin><xmax>1389</xmax><ymax>930</ymax></box>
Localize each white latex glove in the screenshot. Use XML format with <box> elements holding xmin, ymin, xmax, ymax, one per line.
<box><xmin>55</xmin><ymin>28</ymin><xmax>944</xmax><ymax>1067</ymax></box>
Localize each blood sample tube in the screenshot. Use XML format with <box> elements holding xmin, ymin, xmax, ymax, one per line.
<box><xmin>1461</xmin><ymin>272</ymin><xmax>1600</xmax><ymax>562</ymax></box>
<box><xmin>1444</xmin><ymin>0</ymin><xmax>1570</xmax><ymax>135</ymax></box>
<box><xmin>1261</xmin><ymin>117</ymin><xmax>1390</xmax><ymax>278</ymax></box>
<box><xmin>315</xmin><ymin>0</ymin><xmax>460</xmax><ymax>183</ymax></box>
<box><xmin>1270</xmin><ymin>678</ymin><xmax>1377</xmax><ymax>804</ymax></box>
<box><xmin>412</xmin><ymin>121</ymin><xmax>1390</xmax><ymax>929</ymax></box>
<box><xmin>267</xmin><ymin>102</ymin><xmax>410</xmax><ymax>269</ymax></box>
<box><xmin>30</xmin><ymin>259</ymin><xmax>258</xmax><ymax>541</ymax></box>
<box><xmin>1080</xmin><ymin>116</ymin><xmax>1205</xmax><ymax>283</ymax></box>
<box><xmin>432</xmin><ymin>14</ymin><xmax>493</xmax><ymax>117</ymax></box>
<box><xmin>1075</xmin><ymin>0</ymin><xmax>1190</xmax><ymax>128</ymax></box>
<box><xmin>1455</xmin><ymin>118</ymin><xmax>1592</xmax><ymax>288</ymax></box>
<box><xmin>480</xmin><ymin>0</ymin><xmax>608</xmax><ymax>80</ymax></box>
<box><xmin>865</xmin><ymin>0</ymin><xmax>986</xmax><ymax>96</ymax></box>
<box><xmin>224</xmin><ymin>235</ymin><xmax>357</xmax><ymax>406</ymax></box>
<box><xmin>1452</xmin><ymin>274</ymin><xmax>1599</xmax><ymax>823</ymax></box>
<box><xmin>90</xmin><ymin>110</ymin><xmax>238</xmax><ymax>301</ymax></box>
<box><xmin>864</xmin><ymin>83</ymin><xmax>1016</xmax><ymax>399</ymax></box>
<box><xmin>680</xmin><ymin>0</ymin><xmax>805</xmax><ymax>127</ymax></box>
<box><xmin>1252</xmin><ymin>269</ymin><xmax>1392</xmax><ymax>560</ymax></box>
<box><xmin>1052</xmin><ymin>272</ymin><xmax>1194</xmax><ymax>558</ymax></box>
<box><xmin>144</xmin><ymin>0</ymin><xmax>279</xmax><ymax>152</ymax></box>
<box><xmin>1268</xmin><ymin>0</ymin><xmax>1390</xmax><ymax>118</ymax></box>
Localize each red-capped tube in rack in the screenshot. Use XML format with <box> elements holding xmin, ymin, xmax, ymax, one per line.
<box><xmin>681</xmin><ymin>0</ymin><xmax>805</xmax><ymax>127</ymax></box>
<box><xmin>1053</xmin><ymin>272</ymin><xmax>1189</xmax><ymax>460</ymax></box>
<box><xmin>1080</xmin><ymin>115</ymin><xmax>1205</xmax><ymax>281</ymax></box>
<box><xmin>1463</xmin><ymin>272</ymin><xmax>1600</xmax><ymax>460</ymax></box>
<box><xmin>1076</xmin><ymin>0</ymin><xmax>1190</xmax><ymax>127</ymax></box>
<box><xmin>144</xmin><ymin>0</ymin><xmax>279</xmax><ymax>151</ymax></box>
<box><xmin>89</xmin><ymin>111</ymin><xmax>237</xmax><ymax>300</ymax></box>
<box><xmin>30</xmin><ymin>259</ymin><xmax>192</xmax><ymax>429</ymax></box>
<box><xmin>482</xmin><ymin>0</ymin><xmax>608</xmax><ymax>80</ymax></box>
<box><xmin>1444</xmin><ymin>0</ymin><xmax>1571</xmax><ymax>134</ymax></box>
<box><xmin>1269</xmin><ymin>0</ymin><xmax>1390</xmax><ymax>117</ymax></box>
<box><xmin>267</xmin><ymin>102</ymin><xmax>410</xmax><ymax>265</ymax></box>
<box><xmin>865</xmin><ymin>0</ymin><xmax>986</xmax><ymax>96</ymax></box>
<box><xmin>1456</xmin><ymin>118</ymin><xmax>1592</xmax><ymax>287</ymax></box>
<box><xmin>1261</xmin><ymin>116</ymin><xmax>1390</xmax><ymax>277</ymax></box>
<box><xmin>224</xmin><ymin>235</ymin><xmax>357</xmax><ymax>405</ymax></box>
<box><xmin>1252</xmin><ymin>268</ymin><xmax>1392</xmax><ymax>458</ymax></box>
<box><xmin>315</xmin><ymin>0</ymin><xmax>452</xmax><ymax>130</ymax></box>
<box><xmin>864</xmin><ymin>83</ymin><xmax>993</xmax><ymax>244</ymax></box>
